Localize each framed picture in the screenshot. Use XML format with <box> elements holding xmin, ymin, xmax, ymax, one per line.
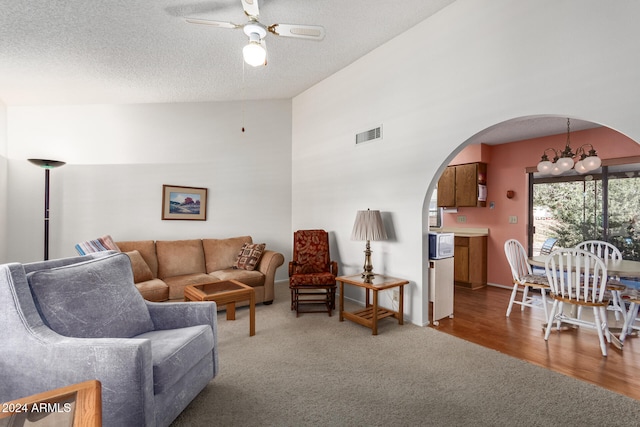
<box><xmin>162</xmin><ymin>185</ymin><xmax>208</xmax><ymax>220</ymax></box>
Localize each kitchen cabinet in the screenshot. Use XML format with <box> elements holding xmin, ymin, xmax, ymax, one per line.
<box><xmin>453</xmin><ymin>235</ymin><xmax>487</xmax><ymax>289</ymax></box>
<box><xmin>437</xmin><ymin>162</ymin><xmax>487</xmax><ymax>208</ymax></box>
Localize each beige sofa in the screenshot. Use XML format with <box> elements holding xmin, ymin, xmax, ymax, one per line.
<box><xmin>116</xmin><ymin>236</ymin><xmax>284</xmax><ymax>303</ymax></box>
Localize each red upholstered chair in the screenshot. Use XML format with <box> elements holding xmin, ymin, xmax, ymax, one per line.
<box><xmin>289</xmin><ymin>230</ymin><xmax>338</xmax><ymax>317</ymax></box>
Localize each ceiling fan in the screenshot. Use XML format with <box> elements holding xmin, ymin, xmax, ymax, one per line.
<box><xmin>185</xmin><ymin>0</ymin><xmax>326</xmax><ymax>67</ymax></box>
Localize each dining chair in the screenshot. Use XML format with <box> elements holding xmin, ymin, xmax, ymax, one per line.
<box><xmin>503</xmin><ymin>239</ymin><xmax>550</xmax><ymax>319</ymax></box>
<box><xmin>540</xmin><ymin>237</ymin><xmax>558</xmax><ymax>255</ymax></box>
<box><xmin>619</xmin><ymin>290</ymin><xmax>640</xmax><ymax>344</ymax></box>
<box><xmin>532</xmin><ymin>237</ymin><xmax>559</xmax><ymax>275</ymax></box>
<box><xmin>544</xmin><ymin>248</ymin><xmax>612</xmax><ymax>356</ymax></box>
<box><xmin>575</xmin><ymin>240</ymin><xmax>626</xmax><ymax>321</ymax></box>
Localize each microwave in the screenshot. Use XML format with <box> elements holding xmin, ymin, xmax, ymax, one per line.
<box><xmin>428</xmin><ymin>232</ymin><xmax>454</xmax><ymax>259</ymax></box>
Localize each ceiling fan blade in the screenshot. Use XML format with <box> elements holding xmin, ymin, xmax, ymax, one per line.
<box><xmin>267</xmin><ymin>23</ymin><xmax>325</xmax><ymax>40</ymax></box>
<box><xmin>241</xmin><ymin>0</ymin><xmax>260</xmax><ymax>18</ymax></box>
<box><xmin>185</xmin><ymin>17</ymin><xmax>240</xmax><ymax>29</ymax></box>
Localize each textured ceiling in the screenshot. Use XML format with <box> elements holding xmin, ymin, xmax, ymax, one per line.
<box><xmin>0</xmin><ymin>0</ymin><xmax>456</xmax><ymax>106</ymax></box>
<box><xmin>0</xmin><ymin>0</ymin><xmax>602</xmax><ymax>142</ymax></box>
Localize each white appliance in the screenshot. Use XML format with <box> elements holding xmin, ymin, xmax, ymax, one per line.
<box><xmin>428</xmin><ymin>232</ymin><xmax>454</xmax><ymax>259</ymax></box>
<box><xmin>429</xmin><ymin>257</ymin><xmax>454</xmax><ymax>325</ymax></box>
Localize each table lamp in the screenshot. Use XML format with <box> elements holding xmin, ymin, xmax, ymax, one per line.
<box><xmin>351</xmin><ymin>209</ymin><xmax>388</xmax><ymax>283</ymax></box>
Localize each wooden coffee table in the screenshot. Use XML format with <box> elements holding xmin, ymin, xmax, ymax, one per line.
<box><xmin>184</xmin><ymin>280</ymin><xmax>256</xmax><ymax>336</ymax></box>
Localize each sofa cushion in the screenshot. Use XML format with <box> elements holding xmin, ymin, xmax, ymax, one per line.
<box><xmin>163</xmin><ymin>273</ymin><xmax>218</xmax><ymax>300</ymax></box>
<box><xmin>135</xmin><ymin>278</ymin><xmax>170</xmax><ymax>302</ymax></box>
<box><xmin>125</xmin><ymin>250</ymin><xmax>154</xmax><ymax>283</ymax></box>
<box><xmin>117</xmin><ymin>240</ymin><xmax>159</xmax><ymax>278</ymax></box>
<box><xmin>27</xmin><ymin>253</ymin><xmax>154</xmax><ymax>338</ymax></box>
<box><xmin>156</xmin><ymin>239</ymin><xmax>206</xmax><ymax>279</ymax></box>
<box><xmin>233</xmin><ymin>243</ymin><xmax>266</xmax><ymax>271</ymax></box>
<box><xmin>136</xmin><ymin>325</ymin><xmax>214</xmax><ymax>394</ymax></box>
<box><xmin>203</xmin><ymin>236</ymin><xmax>252</xmax><ymax>273</ymax></box>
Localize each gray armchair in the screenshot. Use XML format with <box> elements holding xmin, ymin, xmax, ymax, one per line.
<box><xmin>0</xmin><ymin>252</ymin><xmax>218</xmax><ymax>427</ymax></box>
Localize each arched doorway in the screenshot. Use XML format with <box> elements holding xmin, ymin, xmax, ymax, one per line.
<box><xmin>420</xmin><ymin>115</ymin><xmax>640</xmax><ymax>326</ymax></box>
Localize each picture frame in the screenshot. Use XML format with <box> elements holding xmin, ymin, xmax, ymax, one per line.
<box><xmin>162</xmin><ymin>185</ymin><xmax>208</xmax><ymax>221</ymax></box>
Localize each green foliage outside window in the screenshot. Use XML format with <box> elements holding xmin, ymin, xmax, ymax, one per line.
<box><xmin>533</xmin><ymin>173</ymin><xmax>640</xmax><ymax>261</ymax></box>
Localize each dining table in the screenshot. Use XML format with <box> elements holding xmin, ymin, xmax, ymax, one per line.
<box><xmin>528</xmin><ymin>255</ymin><xmax>640</xmax><ymax>279</ymax></box>
<box><xmin>529</xmin><ymin>254</ymin><xmax>640</xmax><ymax>350</ymax></box>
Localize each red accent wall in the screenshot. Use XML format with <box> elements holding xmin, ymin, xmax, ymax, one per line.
<box><xmin>442</xmin><ymin>127</ymin><xmax>640</xmax><ymax>287</ymax></box>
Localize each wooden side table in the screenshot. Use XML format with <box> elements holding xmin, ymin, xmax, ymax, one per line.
<box><xmin>337</xmin><ymin>274</ymin><xmax>409</xmax><ymax>335</ymax></box>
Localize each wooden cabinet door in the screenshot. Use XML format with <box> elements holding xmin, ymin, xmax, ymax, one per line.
<box><xmin>437</xmin><ymin>166</ymin><xmax>456</xmax><ymax>207</ymax></box>
<box><xmin>454</xmin><ymin>238</ymin><xmax>469</xmax><ymax>283</ymax></box>
<box><xmin>455</xmin><ymin>163</ymin><xmax>478</xmax><ymax>207</ymax></box>
<box><xmin>468</xmin><ymin>236</ymin><xmax>488</xmax><ymax>288</ymax></box>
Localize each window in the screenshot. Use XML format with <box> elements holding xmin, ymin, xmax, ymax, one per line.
<box><xmin>529</xmin><ymin>163</ymin><xmax>640</xmax><ymax>261</ymax></box>
<box><xmin>428</xmin><ymin>188</ymin><xmax>442</xmax><ymax>228</ymax></box>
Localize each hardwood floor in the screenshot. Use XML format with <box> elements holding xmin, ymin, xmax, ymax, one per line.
<box><xmin>430</xmin><ymin>285</ymin><xmax>640</xmax><ymax>401</ymax></box>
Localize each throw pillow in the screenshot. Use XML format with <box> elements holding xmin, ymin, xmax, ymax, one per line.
<box><xmin>233</xmin><ymin>243</ymin><xmax>266</xmax><ymax>271</ymax></box>
<box><xmin>27</xmin><ymin>253</ymin><xmax>154</xmax><ymax>339</ymax></box>
<box><xmin>75</xmin><ymin>234</ymin><xmax>121</xmax><ymax>255</ymax></box>
<box><xmin>125</xmin><ymin>250</ymin><xmax>154</xmax><ymax>283</ymax></box>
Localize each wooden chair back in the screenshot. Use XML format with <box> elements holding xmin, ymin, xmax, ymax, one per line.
<box><xmin>575</xmin><ymin>240</ymin><xmax>622</xmax><ymax>261</ymax></box>
<box><xmin>545</xmin><ymin>248</ymin><xmax>608</xmax><ymax>304</ymax></box>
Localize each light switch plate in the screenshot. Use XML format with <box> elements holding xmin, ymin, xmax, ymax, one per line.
<box><xmin>457</xmin><ymin>215</ymin><xmax>467</xmax><ymax>223</ymax></box>
<box><xmin>509</xmin><ymin>215</ymin><xmax>518</xmax><ymax>224</ymax></box>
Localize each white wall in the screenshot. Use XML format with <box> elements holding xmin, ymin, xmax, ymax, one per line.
<box><xmin>5</xmin><ymin>100</ymin><xmax>292</xmax><ymax>280</ymax></box>
<box><xmin>0</xmin><ymin>101</ymin><xmax>7</xmax><ymax>262</ymax></box>
<box><xmin>292</xmin><ymin>0</ymin><xmax>640</xmax><ymax>325</ymax></box>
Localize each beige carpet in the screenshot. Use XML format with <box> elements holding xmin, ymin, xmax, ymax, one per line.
<box><xmin>170</xmin><ymin>283</ymin><xmax>640</xmax><ymax>426</ymax></box>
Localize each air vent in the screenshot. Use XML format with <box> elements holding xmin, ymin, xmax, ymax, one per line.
<box><xmin>355</xmin><ymin>125</ymin><xmax>382</xmax><ymax>145</ymax></box>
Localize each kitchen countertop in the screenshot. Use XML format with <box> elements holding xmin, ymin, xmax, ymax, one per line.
<box><xmin>431</xmin><ymin>227</ymin><xmax>489</xmax><ymax>237</ymax></box>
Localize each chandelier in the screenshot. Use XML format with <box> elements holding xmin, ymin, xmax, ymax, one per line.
<box><xmin>536</xmin><ymin>118</ymin><xmax>601</xmax><ymax>175</ymax></box>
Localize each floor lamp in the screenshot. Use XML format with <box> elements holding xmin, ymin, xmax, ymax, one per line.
<box><xmin>28</xmin><ymin>159</ymin><xmax>66</xmax><ymax>260</ymax></box>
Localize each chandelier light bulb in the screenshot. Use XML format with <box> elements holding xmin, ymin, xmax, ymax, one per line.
<box><xmin>583</xmin><ymin>155</ymin><xmax>602</xmax><ymax>171</ymax></box>
<box><xmin>556</xmin><ymin>156</ymin><xmax>574</xmax><ymax>172</ymax></box>
<box><xmin>550</xmin><ymin>164</ymin><xmax>563</xmax><ymax>175</ymax></box>
<box><xmin>574</xmin><ymin>160</ymin><xmax>589</xmax><ymax>174</ymax></box>
<box><xmin>537</xmin><ymin>160</ymin><xmax>553</xmax><ymax>174</ymax></box>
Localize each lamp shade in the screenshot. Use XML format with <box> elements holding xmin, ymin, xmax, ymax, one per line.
<box><xmin>28</xmin><ymin>159</ymin><xmax>66</xmax><ymax>169</ymax></box>
<box><xmin>351</xmin><ymin>209</ymin><xmax>388</xmax><ymax>241</ymax></box>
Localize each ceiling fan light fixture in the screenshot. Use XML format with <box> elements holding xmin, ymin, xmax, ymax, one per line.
<box><xmin>185</xmin><ymin>1</ymin><xmax>325</xmax><ymax>68</ymax></box>
<box><xmin>243</xmin><ymin>39</ymin><xmax>266</xmax><ymax>67</ymax></box>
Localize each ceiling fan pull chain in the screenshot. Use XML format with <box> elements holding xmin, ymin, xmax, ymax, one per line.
<box><xmin>241</xmin><ymin>60</ymin><xmax>246</xmax><ymax>133</ymax></box>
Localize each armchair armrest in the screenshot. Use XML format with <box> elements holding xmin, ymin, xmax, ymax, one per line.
<box><xmin>145</xmin><ymin>300</ymin><xmax>217</xmax><ymax>331</ymax></box>
<box><xmin>3</xmin><ymin>331</ymin><xmax>155</xmax><ymax>427</ymax></box>
<box><xmin>288</xmin><ymin>261</ymin><xmax>296</xmax><ymax>277</ymax></box>
<box><xmin>330</xmin><ymin>261</ymin><xmax>338</xmax><ymax>276</ymax></box>
<box><xmin>145</xmin><ymin>300</ymin><xmax>219</xmax><ymax>377</ymax></box>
